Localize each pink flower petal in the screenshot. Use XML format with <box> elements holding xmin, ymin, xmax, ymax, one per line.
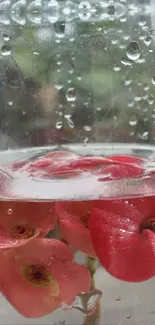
<box><xmin>56</xmin><ymin>201</ymin><xmax>94</xmax><ymax>222</ymax></box>
<box><xmin>0</xmin><ymin>223</ymin><xmax>41</xmax><ymax>249</ymax></box>
<box><xmin>59</xmin><ymin>220</ymin><xmax>96</xmax><ymax>257</ymax></box>
<box><xmin>109</xmin><ymin>155</ymin><xmax>145</xmax><ymax>165</ymax></box>
<box><xmin>93</xmin><ymin>199</ymin><xmax>144</xmax><ymax>225</ymax></box>
<box><xmin>13</xmin><ymin>238</ymin><xmax>74</xmax><ymax>265</ymax></box>
<box><xmin>89</xmin><ymin>208</ymin><xmax>155</xmax><ymax>282</ymax></box>
<box><xmin>0</xmin><ymin>239</ymin><xmax>89</xmax><ymax>317</ymax></box>
<box><xmin>0</xmin><ymin>201</ymin><xmax>56</xmax><ymax>246</ymax></box>
<box><xmin>98</xmin><ymin>164</ymin><xmax>144</xmax><ymax>181</ymax></box>
<box><xmin>50</xmin><ymin>262</ymin><xmax>90</xmax><ymax>305</ymax></box>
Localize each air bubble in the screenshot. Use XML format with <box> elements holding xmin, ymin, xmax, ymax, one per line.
<box><xmin>8</xmin><ymin>101</ymin><xmax>13</xmax><ymax>106</ymax></box>
<box><xmin>126</xmin><ymin>41</ymin><xmax>140</xmax><ymax>61</ymax></box>
<box><xmin>126</xmin><ymin>311</ymin><xmax>131</xmax><ymax>319</ymax></box>
<box><xmin>8</xmin><ymin>209</ymin><xmax>13</xmax><ymax>215</ymax></box>
<box><xmin>115</xmin><ymin>296</ymin><xmax>121</xmax><ymax>301</ymax></box>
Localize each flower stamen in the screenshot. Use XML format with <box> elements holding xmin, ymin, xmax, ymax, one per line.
<box><xmin>140</xmin><ymin>218</ymin><xmax>155</xmax><ymax>233</ymax></box>
<box><xmin>24</xmin><ymin>264</ymin><xmax>52</xmax><ymax>286</ymax></box>
<box><xmin>11</xmin><ymin>225</ymin><xmax>35</xmax><ymax>239</ymax></box>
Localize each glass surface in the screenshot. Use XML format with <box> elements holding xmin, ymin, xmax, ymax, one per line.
<box><xmin>0</xmin><ymin>1</ymin><xmax>155</xmax><ymax>324</ymax></box>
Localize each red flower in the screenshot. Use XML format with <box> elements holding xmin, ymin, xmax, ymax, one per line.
<box><xmin>56</xmin><ymin>201</ymin><xmax>96</xmax><ymax>257</ymax></box>
<box><xmin>98</xmin><ymin>161</ymin><xmax>145</xmax><ymax>181</ymax></box>
<box><xmin>16</xmin><ymin>151</ymin><xmax>124</xmax><ymax>178</ymax></box>
<box><xmin>0</xmin><ymin>201</ymin><xmax>56</xmax><ymax>249</ymax></box>
<box><xmin>0</xmin><ymin>238</ymin><xmax>90</xmax><ymax>317</ymax></box>
<box><xmin>89</xmin><ymin>197</ymin><xmax>155</xmax><ymax>282</ymax></box>
<box><xmin>108</xmin><ymin>155</ymin><xmax>146</xmax><ymax>165</ymax></box>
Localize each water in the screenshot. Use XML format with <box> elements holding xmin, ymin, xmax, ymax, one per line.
<box><xmin>0</xmin><ymin>144</ymin><xmax>155</xmax><ymax>324</ymax></box>
<box><xmin>1</xmin><ymin>143</ymin><xmax>155</xmax><ymax>201</ymax></box>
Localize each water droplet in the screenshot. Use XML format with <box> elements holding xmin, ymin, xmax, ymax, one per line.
<box><xmin>148</xmin><ymin>95</ymin><xmax>154</xmax><ymax>105</ymax></box>
<box><xmin>68</xmin><ymin>69</ymin><xmax>74</xmax><ymax>75</ymax></box>
<box><xmin>111</xmin><ymin>39</ymin><xmax>118</xmax><ymax>45</ymax></box>
<box><xmin>84</xmin><ymin>125</ymin><xmax>91</xmax><ymax>132</ymax></box>
<box><xmin>134</xmin><ymin>96</ymin><xmax>142</xmax><ymax>102</ymax></box>
<box><xmin>8</xmin><ymin>209</ymin><xmax>13</xmax><ymax>215</ymax></box>
<box><xmin>2</xmin><ymin>33</ymin><xmax>10</xmax><ymax>41</ymax></box>
<box><xmin>142</xmin><ymin>131</ymin><xmax>148</xmax><ymax>140</ymax></box>
<box><xmin>115</xmin><ymin>296</ymin><xmax>121</xmax><ymax>301</ymax></box>
<box><xmin>126</xmin><ymin>41</ymin><xmax>140</xmax><ymax>61</ymax></box>
<box><xmin>33</xmin><ymin>51</ymin><xmax>39</xmax><ymax>56</ymax></box>
<box><xmin>144</xmin><ymin>84</ymin><xmax>150</xmax><ymax>91</ymax></box>
<box><xmin>151</xmin><ymin>77</ymin><xmax>155</xmax><ymax>85</ymax></box>
<box><xmin>84</xmin><ymin>137</ymin><xmax>89</xmax><ymax>145</ymax></box>
<box><xmin>127</xmin><ymin>101</ymin><xmax>134</xmax><ymax>108</ymax></box>
<box><xmin>66</xmin><ymin>88</ymin><xmax>76</xmax><ymax>101</ymax></box>
<box><xmin>54</xmin><ymin>84</ymin><xmax>64</xmax><ymax>90</ymax></box>
<box><xmin>126</xmin><ymin>311</ymin><xmax>131</xmax><ymax>319</ymax></box>
<box><xmin>56</xmin><ymin>121</ymin><xmax>63</xmax><ymax>129</ymax></box>
<box><xmin>64</xmin><ymin>115</ymin><xmax>74</xmax><ymax>128</ymax></box>
<box><xmin>144</xmin><ymin>36</ymin><xmax>152</xmax><ymax>46</ymax></box>
<box><xmin>1</xmin><ymin>44</ymin><xmax>12</xmax><ymax>56</ymax></box>
<box><xmin>124</xmin><ymin>79</ymin><xmax>132</xmax><ymax>86</ymax></box>
<box><xmin>129</xmin><ymin>116</ymin><xmax>137</xmax><ymax>126</ymax></box>
<box><xmin>78</xmin><ymin>1</ymin><xmax>91</xmax><ymax>10</ymax></box>
<box><xmin>113</xmin><ymin>66</ymin><xmax>121</xmax><ymax>72</ymax></box>
<box><xmin>121</xmin><ymin>57</ymin><xmax>132</xmax><ymax>66</ymax></box>
<box><xmin>47</xmin><ymin>0</ymin><xmax>59</xmax><ymax>23</ymax></box>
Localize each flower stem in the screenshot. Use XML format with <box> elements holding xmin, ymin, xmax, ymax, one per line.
<box><xmin>82</xmin><ymin>256</ymin><xmax>101</xmax><ymax>325</ymax></box>
<box><xmin>86</xmin><ymin>256</ymin><xmax>98</xmax><ymax>289</ymax></box>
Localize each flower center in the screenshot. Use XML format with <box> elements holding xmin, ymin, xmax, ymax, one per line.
<box><xmin>24</xmin><ymin>264</ymin><xmax>52</xmax><ymax>286</ymax></box>
<box><xmin>140</xmin><ymin>218</ymin><xmax>155</xmax><ymax>233</ymax></box>
<box><xmin>81</xmin><ymin>211</ymin><xmax>90</xmax><ymax>228</ymax></box>
<box><xmin>11</xmin><ymin>225</ymin><xmax>35</xmax><ymax>239</ymax></box>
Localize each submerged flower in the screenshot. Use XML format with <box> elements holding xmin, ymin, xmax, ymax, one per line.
<box><xmin>56</xmin><ymin>201</ymin><xmax>96</xmax><ymax>257</ymax></box>
<box><xmin>16</xmin><ymin>151</ymin><xmax>126</xmax><ymax>179</ymax></box>
<box><xmin>98</xmin><ymin>161</ymin><xmax>145</xmax><ymax>181</ymax></box>
<box><xmin>0</xmin><ymin>238</ymin><xmax>90</xmax><ymax>317</ymax></box>
<box><xmin>0</xmin><ymin>201</ymin><xmax>56</xmax><ymax>249</ymax></box>
<box><xmin>89</xmin><ymin>197</ymin><xmax>155</xmax><ymax>282</ymax></box>
<box><xmin>108</xmin><ymin>155</ymin><xmax>146</xmax><ymax>165</ymax></box>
